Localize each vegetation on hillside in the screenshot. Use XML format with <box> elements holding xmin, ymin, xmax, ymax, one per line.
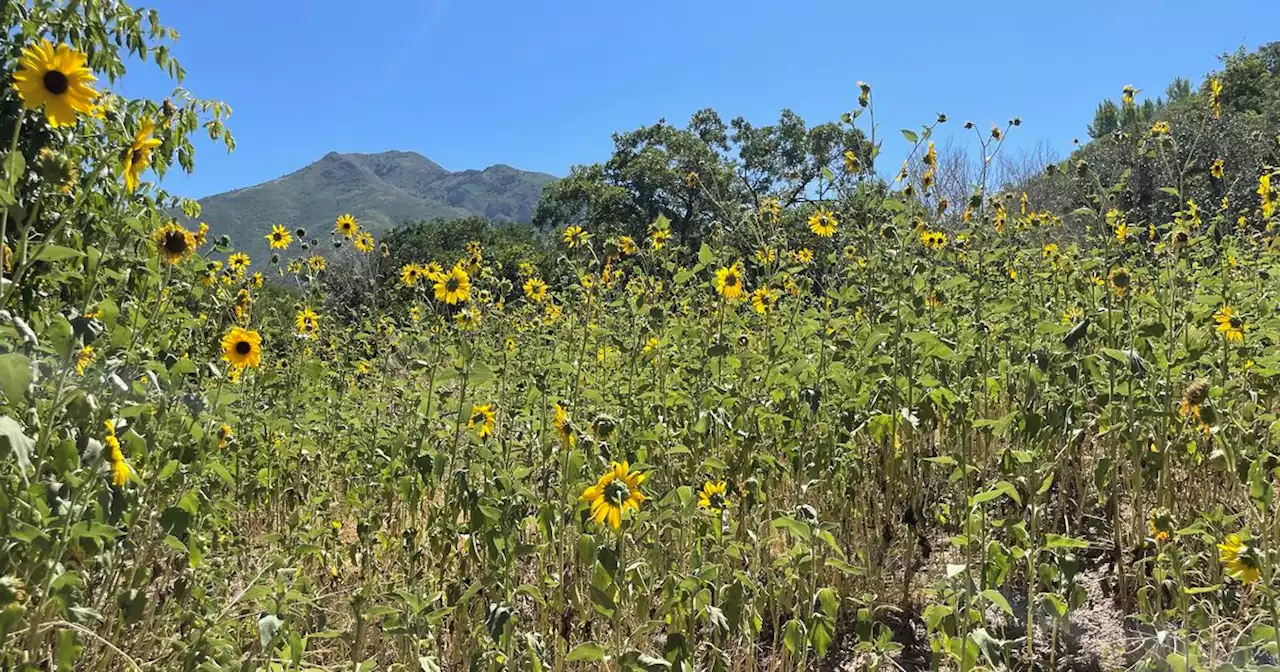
<box><xmin>5</xmin><ymin>4</ymin><xmax>1280</xmax><ymax>672</ymax></box>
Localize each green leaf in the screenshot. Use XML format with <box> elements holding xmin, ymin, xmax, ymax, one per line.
<box><xmin>0</xmin><ymin>353</ymin><xmax>31</xmax><ymax>407</ymax></box>
<box><xmin>901</xmin><ymin>129</ymin><xmax>919</xmax><ymax>143</ymax></box>
<box><xmin>697</xmin><ymin>243</ymin><xmax>714</xmax><ymax>266</ymax></box>
<box><xmin>0</xmin><ymin>415</ymin><xmax>34</xmax><ymax>474</ymax></box>
<box><xmin>1043</xmin><ymin>534</ymin><xmax>1089</xmax><ymax>549</ymax></box>
<box><xmin>981</xmin><ymin>589</ymin><xmax>1013</xmax><ymax>616</ymax></box>
<box><xmin>258</xmin><ymin>613</ymin><xmax>284</xmax><ymax>647</ymax></box>
<box><xmin>31</xmin><ymin>245</ymin><xmax>85</xmax><ymax>263</ymax></box>
<box><xmin>566</xmin><ymin>642</ymin><xmax>606</xmax><ymax>663</ymax></box>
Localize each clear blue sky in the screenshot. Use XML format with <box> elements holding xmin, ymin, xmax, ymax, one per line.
<box><xmin>121</xmin><ymin>0</ymin><xmax>1277</xmax><ymax>199</ymax></box>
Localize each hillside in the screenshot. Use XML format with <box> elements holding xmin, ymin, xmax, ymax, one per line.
<box><xmin>190</xmin><ymin>150</ymin><xmax>556</xmax><ymax>262</ymax></box>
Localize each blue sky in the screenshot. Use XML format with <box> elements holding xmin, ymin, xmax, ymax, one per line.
<box><xmin>121</xmin><ymin>0</ymin><xmax>1278</xmax><ymax>199</ymax></box>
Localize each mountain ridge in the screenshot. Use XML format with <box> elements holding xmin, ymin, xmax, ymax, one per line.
<box><xmin>190</xmin><ymin>150</ymin><xmax>555</xmax><ymax>263</ymax></box>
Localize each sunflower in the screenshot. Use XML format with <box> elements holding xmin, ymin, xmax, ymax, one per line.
<box><xmin>1218</xmin><ymin>534</ymin><xmax>1262</xmax><ymax>584</ymax></box>
<box><xmin>307</xmin><ymin>255</ymin><xmax>326</xmax><ymax>272</ymax></box>
<box><xmin>152</xmin><ymin>222</ymin><xmax>196</xmax><ymax>265</ymax></box>
<box><xmin>1122</xmin><ymin>85</ymin><xmax>1136</xmax><ymax>106</ymax></box>
<box><xmin>617</xmin><ymin>236</ymin><xmax>638</xmax><ymax>256</ymax></box>
<box><xmin>434</xmin><ymin>264</ymin><xmax>472</xmax><ymax>305</ymax></box>
<box><xmin>523</xmin><ymin>277</ymin><xmax>549</xmax><ymax>302</ymax></box>
<box><xmin>266</xmin><ymin>224</ymin><xmax>292</xmax><ymax>250</ymax></box>
<box><xmin>408</xmin><ymin>305</ymin><xmax>422</xmax><ymax>322</ymax></box>
<box><xmin>400</xmin><ymin>263</ymin><xmax>424</xmax><ymax>287</ymax></box>
<box><xmin>1107</xmin><ymin>267</ymin><xmax>1131</xmax><ymax>296</ymax></box>
<box><xmin>843</xmin><ymin>149</ymin><xmax>859</xmax><ymax>173</ymax></box>
<box><xmin>468</xmin><ymin>403</ymin><xmax>496</xmax><ymax>439</ymax></box>
<box><xmin>793</xmin><ymin>248</ymin><xmax>814</xmax><ymax>264</ymax></box>
<box><xmin>1179</xmin><ymin>378</ymin><xmax>1210</xmax><ymax>423</ymax></box>
<box><xmin>353</xmin><ymin>230</ymin><xmax>375</xmax><ymax>253</ymax></box>
<box><xmin>1210</xmin><ymin>158</ymin><xmax>1225</xmax><ymax>180</ymax></box>
<box><xmin>713</xmin><ymin>263</ymin><xmax>746</xmax><ymax>301</ymax></box>
<box><xmin>11</xmin><ymin>40</ymin><xmax>98</xmax><ymax>127</ymax></box>
<box><xmin>455</xmin><ymin>306</ymin><xmax>482</xmax><ymax>329</ymax></box>
<box><xmin>295</xmin><ymin>307</ymin><xmax>320</xmax><ymax>338</ymax></box>
<box><xmin>1214</xmin><ymin>306</ymin><xmax>1246</xmax><ymax>342</ymax></box>
<box><xmin>104</xmin><ymin>421</ymin><xmax>130</xmax><ymax>487</ymax></box>
<box><xmin>644</xmin><ymin>336</ymin><xmax>660</xmax><ymax>354</ymax></box>
<box><xmin>1208</xmin><ymin>78</ymin><xmax>1223</xmax><ymax>119</ymax></box>
<box><xmin>217</xmin><ymin>424</ymin><xmax>233</xmax><ymax>449</ymax></box>
<box><xmin>75</xmin><ymin>345</ymin><xmax>95</xmax><ymax>375</ymax></box>
<box><xmin>251</xmin><ymin>272</ymin><xmax>264</xmax><ymax>288</ymax></box>
<box><xmin>1042</xmin><ymin>243</ymin><xmax>1059</xmax><ymax>259</ymax></box>
<box><xmin>698</xmin><ymin>481</ymin><xmax>729</xmax><ymax>513</ymax></box>
<box><xmin>554</xmin><ymin>402</ymin><xmax>576</xmax><ymax>447</ymax></box>
<box><xmin>121</xmin><ymin>118</ymin><xmax>163</xmax><ymax>192</ymax></box>
<box><xmin>580</xmin><ymin>461</ymin><xmax>648</xmax><ymax>530</ymax></box>
<box><xmin>651</xmin><ymin>227</ymin><xmax>672</xmax><ymax>250</ymax></box>
<box><xmin>754</xmin><ymin>247</ymin><xmax>777</xmax><ymax>265</ymax></box>
<box><xmin>563</xmin><ymin>225</ymin><xmax>589</xmax><ymax>248</ymax></box>
<box><xmin>334</xmin><ymin>214</ymin><xmax>359</xmax><ymax>238</ymax></box>
<box><xmin>759</xmin><ymin>198</ymin><xmax>782</xmax><ymax>222</ymax></box>
<box><xmin>221</xmin><ymin>327</ymin><xmax>262</xmax><ymax>369</ymax></box>
<box><xmin>227</xmin><ymin>252</ymin><xmax>250</xmax><ymax>274</ymax></box>
<box><xmin>1147</xmin><ymin>508</ymin><xmax>1174</xmax><ymax>544</ymax></box>
<box><xmin>808</xmin><ymin>209</ymin><xmax>838</xmax><ymax>237</ymax></box>
<box><xmin>750</xmin><ymin>287</ymin><xmax>778</xmax><ymax>314</ymax></box>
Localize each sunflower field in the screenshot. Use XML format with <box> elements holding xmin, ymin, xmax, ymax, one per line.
<box><xmin>4</xmin><ymin>4</ymin><xmax>1280</xmax><ymax>672</ymax></box>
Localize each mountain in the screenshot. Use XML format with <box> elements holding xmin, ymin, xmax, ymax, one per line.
<box><xmin>190</xmin><ymin>150</ymin><xmax>556</xmax><ymax>263</ymax></box>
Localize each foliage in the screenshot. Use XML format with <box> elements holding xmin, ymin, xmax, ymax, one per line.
<box><xmin>5</xmin><ymin>5</ymin><xmax>1280</xmax><ymax>672</ymax></box>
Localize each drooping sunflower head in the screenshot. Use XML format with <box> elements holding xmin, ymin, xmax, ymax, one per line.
<box><xmin>334</xmin><ymin>214</ymin><xmax>359</xmax><ymax>238</ymax></box>
<box><xmin>266</xmin><ymin>224</ymin><xmax>293</xmax><ymax>250</ymax></box>
<box><xmin>12</xmin><ymin>39</ymin><xmax>99</xmax><ymax>127</ymax></box>
<box><xmin>1107</xmin><ymin>267</ymin><xmax>1131</xmax><ymax>296</ymax></box>
<box><xmin>580</xmin><ymin>461</ymin><xmax>647</xmax><ymax>530</ymax></box>
<box><xmin>1147</xmin><ymin>508</ymin><xmax>1174</xmax><ymax>544</ymax></box>
<box><xmin>1218</xmin><ymin>534</ymin><xmax>1262</xmax><ymax>584</ymax></box>
<box><xmin>468</xmin><ymin>403</ymin><xmax>496</xmax><ymax>439</ymax></box>
<box><xmin>434</xmin><ymin>264</ymin><xmax>472</xmax><ymax>305</ymax></box>
<box><xmin>122</xmin><ymin>119</ymin><xmax>162</xmax><ymax>192</ymax></box>
<box><xmin>455</xmin><ymin>306</ymin><xmax>482</xmax><ymax>330</ymax></box>
<box><xmin>75</xmin><ymin>345</ymin><xmax>95</xmax><ymax>375</ymax></box>
<box><xmin>1179</xmin><ymin>379</ymin><xmax>1211</xmax><ymax>420</ymax></box>
<box><xmin>714</xmin><ymin>263</ymin><xmax>745</xmax><ymax>301</ymax></box>
<box><xmin>698</xmin><ymin>480</ymin><xmax>729</xmax><ymax>512</ymax></box>
<box><xmin>217</xmin><ymin>423</ymin><xmax>233</xmax><ymax>448</ymax></box>
<box><xmin>152</xmin><ymin>222</ymin><xmax>196</xmax><ymax>265</ymax></box>
<box><xmin>221</xmin><ymin>327</ymin><xmax>263</xmax><ymax>370</ymax></box>
<box><xmin>808</xmin><ymin>209</ymin><xmax>838</xmax><ymax>237</ymax></box>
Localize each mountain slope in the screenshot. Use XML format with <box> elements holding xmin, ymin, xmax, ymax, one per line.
<box><xmin>192</xmin><ymin>151</ymin><xmax>556</xmax><ymax>263</ymax></box>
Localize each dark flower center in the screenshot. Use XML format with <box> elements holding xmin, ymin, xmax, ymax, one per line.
<box><xmin>163</xmin><ymin>232</ymin><xmax>187</xmax><ymax>254</ymax></box>
<box><xmin>472</xmin><ymin>413</ymin><xmax>487</xmax><ymax>424</ymax></box>
<box><xmin>447</xmin><ymin>278</ymin><xmax>460</xmax><ymax>291</ymax></box>
<box><xmin>1230</xmin><ymin>316</ymin><xmax>1243</xmax><ymax>329</ymax></box>
<box><xmin>603</xmin><ymin>480</ymin><xmax>630</xmax><ymax>504</ymax></box>
<box><xmin>131</xmin><ymin>149</ymin><xmax>146</xmax><ymax>166</ymax></box>
<box><xmin>235</xmin><ymin>340</ymin><xmax>252</xmax><ymax>355</ymax></box>
<box><xmin>726</xmin><ymin>274</ymin><xmax>739</xmax><ymax>287</ymax></box>
<box><xmin>43</xmin><ymin>70</ymin><xmax>69</xmax><ymax>95</ymax></box>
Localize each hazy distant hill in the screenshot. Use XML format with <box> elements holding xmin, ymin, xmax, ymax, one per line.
<box><xmin>190</xmin><ymin>150</ymin><xmax>556</xmax><ymax>262</ymax></box>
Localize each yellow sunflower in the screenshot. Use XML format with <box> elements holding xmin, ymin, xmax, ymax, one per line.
<box><xmin>714</xmin><ymin>263</ymin><xmax>745</xmax><ymax>301</ymax></box>
<box><xmin>11</xmin><ymin>39</ymin><xmax>99</xmax><ymax>127</ymax></box>
<box><xmin>1218</xmin><ymin>534</ymin><xmax>1262</xmax><ymax>584</ymax></box>
<box><xmin>295</xmin><ymin>307</ymin><xmax>320</xmax><ymax>338</ymax></box>
<box><xmin>334</xmin><ymin>213</ymin><xmax>359</xmax><ymax>238</ymax></box>
<box><xmin>1210</xmin><ymin>158</ymin><xmax>1224</xmax><ymax>180</ymax></box>
<box><xmin>1147</xmin><ymin>508</ymin><xmax>1173</xmax><ymax>544</ymax></box>
<box><xmin>152</xmin><ymin>222</ymin><xmax>196</xmax><ymax>265</ymax></box>
<box><xmin>1214</xmin><ymin>306</ymin><xmax>1246</xmax><ymax>342</ymax></box>
<box><xmin>266</xmin><ymin>224</ymin><xmax>292</xmax><ymax>250</ymax></box>
<box><xmin>698</xmin><ymin>480</ymin><xmax>729</xmax><ymax>513</ymax></box>
<box><xmin>221</xmin><ymin>327</ymin><xmax>262</xmax><ymax>369</ymax></box>
<box><xmin>580</xmin><ymin>461</ymin><xmax>648</xmax><ymax>530</ymax></box>
<box><xmin>251</xmin><ymin>272</ymin><xmax>264</xmax><ymax>288</ymax></box>
<box><xmin>75</xmin><ymin>345</ymin><xmax>95</xmax><ymax>375</ymax></box>
<box><xmin>554</xmin><ymin>402</ymin><xmax>575</xmax><ymax>447</ymax></box>
<box><xmin>455</xmin><ymin>306</ymin><xmax>482</xmax><ymax>329</ymax></box>
<box><xmin>468</xmin><ymin>403</ymin><xmax>496</xmax><ymax>439</ymax></box>
<box><xmin>808</xmin><ymin>209</ymin><xmax>838</xmax><ymax>237</ymax></box>
<box><xmin>354</xmin><ymin>230</ymin><xmax>375</xmax><ymax>254</ymax></box>
<box><xmin>227</xmin><ymin>252</ymin><xmax>250</xmax><ymax>273</ymax></box>
<box><xmin>400</xmin><ymin>263</ymin><xmax>424</xmax><ymax>287</ymax></box>
<box><xmin>121</xmin><ymin>118</ymin><xmax>162</xmax><ymax>192</ymax></box>
<box><xmin>750</xmin><ymin>287</ymin><xmax>778</xmax><ymax>314</ymax></box>
<box><xmin>1108</xmin><ymin>267</ymin><xmax>1132</xmax><ymax>297</ymax></box>
<box><xmin>651</xmin><ymin>227</ymin><xmax>671</xmax><ymax>250</ymax></box>
<box><xmin>217</xmin><ymin>423</ymin><xmax>233</xmax><ymax>449</ymax></box>
<box><xmin>523</xmin><ymin>277</ymin><xmax>549</xmax><ymax>302</ymax></box>
<box><xmin>617</xmin><ymin>235</ymin><xmax>638</xmax><ymax>256</ymax></box>
<box><xmin>563</xmin><ymin>225</ymin><xmax>589</xmax><ymax>248</ymax></box>
<box><xmin>307</xmin><ymin>255</ymin><xmax>326</xmax><ymax>272</ymax></box>
<box><xmin>793</xmin><ymin>248</ymin><xmax>814</xmax><ymax>264</ymax></box>
<box><xmin>434</xmin><ymin>264</ymin><xmax>472</xmax><ymax>305</ymax></box>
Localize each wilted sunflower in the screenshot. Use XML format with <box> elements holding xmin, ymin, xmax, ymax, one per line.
<box><xmin>152</xmin><ymin>222</ymin><xmax>196</xmax><ymax>265</ymax></box>
<box><xmin>11</xmin><ymin>40</ymin><xmax>98</xmax><ymax>127</ymax></box>
<box><xmin>580</xmin><ymin>461</ymin><xmax>647</xmax><ymax>530</ymax></box>
<box><xmin>334</xmin><ymin>213</ymin><xmax>359</xmax><ymax>238</ymax></box>
<box><xmin>353</xmin><ymin>230</ymin><xmax>375</xmax><ymax>253</ymax></box>
<box><xmin>808</xmin><ymin>209</ymin><xmax>838</xmax><ymax>237</ymax></box>
<box><xmin>1218</xmin><ymin>534</ymin><xmax>1262</xmax><ymax>584</ymax></box>
<box><xmin>434</xmin><ymin>264</ymin><xmax>472</xmax><ymax>305</ymax></box>
<box><xmin>1107</xmin><ymin>267</ymin><xmax>1131</xmax><ymax>296</ymax></box>
<box><xmin>221</xmin><ymin>327</ymin><xmax>262</xmax><ymax>369</ymax></box>
<box><xmin>750</xmin><ymin>287</ymin><xmax>778</xmax><ymax>314</ymax></box>
<box><xmin>563</xmin><ymin>225</ymin><xmax>589</xmax><ymax>248</ymax></box>
<box><xmin>1214</xmin><ymin>306</ymin><xmax>1246</xmax><ymax>342</ymax></box>
<box><xmin>468</xmin><ymin>403</ymin><xmax>496</xmax><ymax>438</ymax></box>
<box><xmin>1179</xmin><ymin>379</ymin><xmax>1210</xmax><ymax>422</ymax></box>
<box><xmin>227</xmin><ymin>252</ymin><xmax>250</xmax><ymax>274</ymax></box>
<box><xmin>714</xmin><ymin>263</ymin><xmax>745</xmax><ymax>301</ymax></box>
<box><xmin>698</xmin><ymin>480</ymin><xmax>729</xmax><ymax>513</ymax></box>
<box><xmin>217</xmin><ymin>424</ymin><xmax>233</xmax><ymax>449</ymax></box>
<box><xmin>295</xmin><ymin>307</ymin><xmax>320</xmax><ymax>338</ymax></box>
<box><xmin>1147</xmin><ymin>508</ymin><xmax>1174</xmax><ymax>544</ymax></box>
<box><xmin>122</xmin><ymin>118</ymin><xmax>162</xmax><ymax>192</ymax></box>
<box><xmin>75</xmin><ymin>345</ymin><xmax>94</xmax><ymax>375</ymax></box>
<box><xmin>266</xmin><ymin>224</ymin><xmax>292</xmax><ymax>250</ymax></box>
